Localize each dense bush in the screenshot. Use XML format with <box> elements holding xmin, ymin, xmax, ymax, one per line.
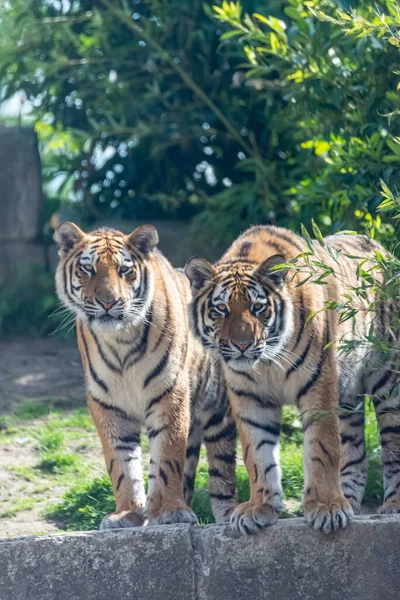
<box><xmin>0</xmin><ymin>1</ymin><xmax>398</xmax><ymax>246</ymax></box>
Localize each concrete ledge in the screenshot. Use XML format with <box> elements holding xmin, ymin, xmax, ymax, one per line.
<box><xmin>1</xmin><ymin>516</ymin><xmax>400</xmax><ymax>600</ymax></box>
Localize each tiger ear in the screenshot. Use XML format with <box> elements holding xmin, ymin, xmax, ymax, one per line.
<box><xmin>54</xmin><ymin>222</ymin><xmax>85</xmax><ymax>255</ymax></box>
<box><xmin>255</xmin><ymin>254</ymin><xmax>288</xmax><ymax>287</ymax></box>
<box><xmin>128</xmin><ymin>225</ymin><xmax>159</xmax><ymax>256</ymax></box>
<box><xmin>185</xmin><ymin>257</ymin><xmax>216</xmax><ymax>293</ymax></box>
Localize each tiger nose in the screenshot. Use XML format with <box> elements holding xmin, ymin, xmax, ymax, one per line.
<box><xmin>97</xmin><ymin>297</ymin><xmax>117</xmax><ymax>311</ymax></box>
<box><xmin>232</xmin><ymin>340</ymin><xmax>252</xmax><ymax>352</ymax></box>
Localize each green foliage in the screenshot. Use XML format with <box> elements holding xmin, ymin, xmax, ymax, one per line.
<box><xmin>45</xmin><ymin>473</ymin><xmax>115</xmax><ymax>530</ymax></box>
<box><xmin>211</xmin><ymin>0</ymin><xmax>400</xmax><ymax>242</ymax></box>
<box><xmin>0</xmin><ymin>0</ymin><xmax>398</xmax><ymax>246</ymax></box>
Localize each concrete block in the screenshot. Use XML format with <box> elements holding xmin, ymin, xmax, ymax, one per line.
<box><xmin>0</xmin><ymin>526</ymin><xmax>195</xmax><ymax>600</ymax></box>
<box><xmin>0</xmin><ymin>516</ymin><xmax>399</xmax><ymax>600</ymax></box>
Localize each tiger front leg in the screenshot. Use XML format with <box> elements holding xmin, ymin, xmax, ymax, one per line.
<box><xmin>300</xmin><ymin>375</ymin><xmax>353</xmax><ymax>533</ymax></box>
<box><xmin>374</xmin><ymin>384</ymin><xmax>400</xmax><ymax>514</ymax></box>
<box><xmin>145</xmin><ymin>387</ymin><xmax>197</xmax><ymax>526</ymax></box>
<box><xmin>88</xmin><ymin>396</ymin><xmax>146</xmax><ymax>530</ymax></box>
<box><xmin>202</xmin><ymin>407</ymin><xmax>237</xmax><ymax>523</ymax></box>
<box><xmin>229</xmin><ymin>393</ymin><xmax>283</xmax><ymax>534</ymax></box>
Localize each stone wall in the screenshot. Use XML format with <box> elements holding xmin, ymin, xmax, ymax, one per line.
<box><xmin>1</xmin><ymin>516</ymin><xmax>399</xmax><ymax>600</ymax></box>
<box><xmin>0</xmin><ymin>127</ymin><xmax>45</xmax><ymax>282</ymax></box>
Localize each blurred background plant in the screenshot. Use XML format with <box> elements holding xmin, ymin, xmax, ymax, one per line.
<box><xmin>1</xmin><ymin>0</ymin><xmax>399</xmax><ymax>252</ymax></box>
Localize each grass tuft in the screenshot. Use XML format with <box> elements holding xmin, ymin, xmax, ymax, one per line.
<box><xmin>45</xmin><ymin>473</ymin><xmax>115</xmax><ymax>530</ymax></box>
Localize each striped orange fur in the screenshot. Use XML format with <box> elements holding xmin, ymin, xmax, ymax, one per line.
<box><xmin>185</xmin><ymin>225</ymin><xmax>400</xmax><ymax>534</ymax></box>
<box><xmin>54</xmin><ymin>222</ymin><xmax>236</xmax><ymax>528</ymax></box>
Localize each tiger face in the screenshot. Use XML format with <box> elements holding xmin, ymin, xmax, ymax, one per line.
<box><xmin>185</xmin><ymin>254</ymin><xmax>292</xmax><ymax>371</ymax></box>
<box><xmin>54</xmin><ymin>222</ymin><xmax>158</xmax><ymax>330</ymax></box>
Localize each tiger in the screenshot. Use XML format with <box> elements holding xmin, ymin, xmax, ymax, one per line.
<box><xmin>54</xmin><ymin>221</ymin><xmax>237</xmax><ymax>529</ymax></box>
<box><xmin>185</xmin><ymin>224</ymin><xmax>400</xmax><ymax>534</ymax></box>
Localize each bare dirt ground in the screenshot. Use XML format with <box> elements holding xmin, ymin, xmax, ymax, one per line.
<box><xmin>0</xmin><ymin>337</ymin><xmax>85</xmax><ymax>413</ymax></box>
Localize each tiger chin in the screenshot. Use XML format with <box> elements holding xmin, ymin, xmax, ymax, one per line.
<box><xmin>54</xmin><ymin>222</ymin><xmax>237</xmax><ymax>530</ymax></box>
<box><xmin>185</xmin><ymin>224</ymin><xmax>400</xmax><ymax>534</ymax></box>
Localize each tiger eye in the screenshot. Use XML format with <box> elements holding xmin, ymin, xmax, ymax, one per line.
<box><xmin>216</xmin><ymin>303</ymin><xmax>227</xmax><ymax>312</ymax></box>
<box><xmin>119</xmin><ymin>265</ymin><xmax>131</xmax><ymax>275</ymax></box>
<box><xmin>82</xmin><ymin>264</ymin><xmax>95</xmax><ymax>274</ymax></box>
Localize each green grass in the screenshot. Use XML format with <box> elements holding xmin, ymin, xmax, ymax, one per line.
<box><xmin>1</xmin><ymin>401</ymin><xmax>385</xmax><ymax>531</ymax></box>
<box><xmin>0</xmin><ymin>497</ymin><xmax>39</xmax><ymax>518</ymax></box>
<box><xmin>45</xmin><ymin>473</ymin><xmax>116</xmax><ymax>531</ymax></box>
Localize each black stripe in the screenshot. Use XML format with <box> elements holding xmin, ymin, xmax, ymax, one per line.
<box><xmin>208</xmin><ymin>468</ymin><xmax>223</xmax><ymax>478</ymax></box>
<box><xmin>116</xmin><ymin>473</ymin><xmax>125</xmax><ymax>491</ymax></box>
<box><xmin>119</xmin><ymin>434</ymin><xmax>140</xmax><ymax>445</ymax></box>
<box><xmin>123</xmin><ymin>307</ymin><xmax>153</xmax><ymax>368</ymax></box>
<box><xmin>229</xmin><ymin>387</ymin><xmax>277</xmax><ymax>408</ymax></box>
<box><xmin>311</xmin><ymin>456</ymin><xmax>325</xmax><ymax>467</ymax></box>
<box><xmin>253</xmin><ymin>463</ymin><xmax>258</xmax><ymax>483</ymax></box>
<box><xmin>238</xmin><ymin>416</ymin><xmax>280</xmax><ymax>437</ymax></box>
<box><xmin>184</xmin><ymin>474</ymin><xmax>195</xmax><ymax>491</ymax></box>
<box><xmin>340</xmin><ymin>451</ymin><xmax>367</xmax><ymax>473</ymax></box>
<box><xmin>341</xmin><ymin>434</ymin><xmax>356</xmax><ymax>444</ymax></box>
<box><xmin>209</xmin><ymin>493</ymin><xmax>234</xmax><ymax>501</ymax></box>
<box><xmin>165</xmin><ymin>460</ymin><xmax>175</xmax><ymax>474</ymax></box>
<box><xmin>230</xmin><ymin>369</ymin><xmax>256</xmax><ymax>383</ymax></box>
<box><xmin>143</xmin><ymin>337</ymin><xmax>174</xmax><ymax>388</ymax></box>
<box><xmin>349</xmin><ymin>419</ymin><xmax>364</xmax><ymax>428</ymax></box>
<box><xmin>148</xmin><ymin>424</ymin><xmax>168</xmax><ymax>439</ymax></box>
<box><xmin>293</xmin><ymin>293</ymin><xmax>306</xmax><ymax>349</ymax></box>
<box><xmin>90</xmin><ymin>395</ymin><xmax>138</xmax><ymax>422</ymax></box>
<box><xmin>80</xmin><ymin>325</ymin><xmax>109</xmax><ymax>394</ymax></box>
<box><xmin>186</xmin><ymin>445</ymin><xmax>201</xmax><ymax>458</ymax></box>
<box><xmin>215</xmin><ymin>453</ymin><xmax>236</xmax><ymax>464</ymax></box>
<box><xmin>296</xmin><ymin>345</ymin><xmax>326</xmax><ymax>401</ymax></box>
<box><xmin>264</xmin><ymin>463</ymin><xmax>277</xmax><ymax>475</ymax></box>
<box><xmin>256</xmin><ymin>439</ymin><xmax>276</xmax><ymax>450</ymax></box>
<box><xmin>380</xmin><ymin>425</ymin><xmax>400</xmax><ymax>436</ymax></box>
<box><xmin>145</xmin><ymin>382</ymin><xmax>176</xmax><ymax>417</ymax></box>
<box><xmin>108</xmin><ymin>459</ymin><xmax>115</xmax><ymax>476</ymax></box>
<box><xmin>204</xmin><ymin>424</ymin><xmax>236</xmax><ymax>443</ymax></box>
<box><xmin>204</xmin><ymin>413</ymin><xmax>225</xmax><ymax>430</ymax></box>
<box><xmin>318</xmin><ymin>441</ymin><xmax>332</xmax><ymax>461</ymax></box>
<box><xmin>286</xmin><ymin>334</ymin><xmax>313</xmax><ymax>378</ymax></box>
<box><xmin>159</xmin><ymin>467</ymin><xmax>168</xmax><ymax>486</ymax></box>
<box><xmin>175</xmin><ymin>461</ymin><xmax>182</xmax><ymax>478</ymax></box>
<box><xmin>152</xmin><ymin>284</ymin><xmax>171</xmax><ymax>352</ymax></box>
<box><xmin>372</xmin><ymin>370</ymin><xmax>392</xmax><ymax>395</ymax></box>
<box><xmin>89</xmin><ymin>326</ymin><xmax>122</xmax><ymax>374</ymax></box>
<box><xmin>238</xmin><ymin>241</ymin><xmax>252</xmax><ymax>257</ymax></box>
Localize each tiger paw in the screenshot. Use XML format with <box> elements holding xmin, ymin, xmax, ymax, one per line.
<box><xmin>100</xmin><ymin>510</ymin><xmax>145</xmax><ymax>530</ymax></box>
<box><xmin>230</xmin><ymin>501</ymin><xmax>280</xmax><ymax>535</ymax></box>
<box><xmin>304</xmin><ymin>496</ymin><xmax>353</xmax><ymax>533</ymax></box>
<box><xmin>213</xmin><ymin>500</ymin><xmax>237</xmax><ymax>524</ymax></box>
<box><xmin>147</xmin><ymin>502</ymin><xmax>197</xmax><ymax>526</ymax></box>
<box><xmin>377</xmin><ymin>498</ymin><xmax>400</xmax><ymax>514</ymax></box>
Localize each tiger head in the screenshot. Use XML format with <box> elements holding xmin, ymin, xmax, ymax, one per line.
<box><xmin>54</xmin><ymin>222</ymin><xmax>158</xmax><ymax>330</ymax></box>
<box><xmin>185</xmin><ymin>255</ymin><xmax>293</xmax><ymax>371</ymax></box>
